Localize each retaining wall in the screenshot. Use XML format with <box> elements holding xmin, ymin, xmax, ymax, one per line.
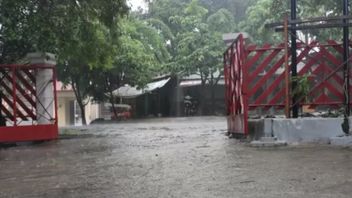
<box><xmin>249</xmin><ymin>117</ymin><xmax>350</xmax><ymax>143</ymax></box>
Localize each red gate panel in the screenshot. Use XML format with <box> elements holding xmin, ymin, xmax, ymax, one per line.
<box><xmin>224</xmin><ymin>34</ymin><xmax>248</xmax><ymax>136</ymax></box>
<box><xmin>0</xmin><ymin>64</ymin><xmax>58</xmax><ymax>142</ymax></box>
<box><xmin>224</xmin><ymin>34</ymin><xmax>351</xmax><ymax>137</ymax></box>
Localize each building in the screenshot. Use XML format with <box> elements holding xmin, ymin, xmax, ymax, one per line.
<box><xmin>56</xmin><ymin>71</ymin><xmax>227</xmax><ymax>126</ymax></box>
<box><xmin>113</xmin><ymin>76</ymin><xmax>175</xmax><ymax>118</ymax></box>
<box><xmin>177</xmin><ymin>73</ymin><xmax>226</xmax><ymax>116</ymax></box>
<box><xmin>113</xmin><ymin>74</ymin><xmax>226</xmax><ymax>118</ymax></box>
<box><xmin>56</xmin><ymin>82</ymin><xmax>102</xmax><ymax>126</ymax></box>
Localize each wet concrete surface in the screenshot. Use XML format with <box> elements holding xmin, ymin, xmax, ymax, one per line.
<box><xmin>1</xmin><ymin>117</ymin><xmax>352</xmax><ymax>198</ymax></box>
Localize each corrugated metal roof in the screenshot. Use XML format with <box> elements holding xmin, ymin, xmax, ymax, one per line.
<box><xmin>179</xmin><ymin>79</ymin><xmax>225</xmax><ymax>87</ymax></box>
<box><xmin>113</xmin><ymin>78</ymin><xmax>171</xmax><ymax>98</ymax></box>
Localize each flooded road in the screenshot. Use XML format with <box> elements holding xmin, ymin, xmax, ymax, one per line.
<box><xmin>1</xmin><ymin>117</ymin><xmax>352</xmax><ymax>198</ymax></box>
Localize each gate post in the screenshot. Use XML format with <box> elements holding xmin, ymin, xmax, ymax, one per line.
<box><xmin>26</xmin><ymin>52</ymin><xmax>56</xmax><ymax>124</ymax></box>
<box><xmin>291</xmin><ymin>0</ymin><xmax>299</xmax><ymax>118</ymax></box>
<box><xmin>284</xmin><ymin>13</ymin><xmax>291</xmax><ymax>118</ymax></box>
<box><xmin>342</xmin><ymin>0</ymin><xmax>350</xmax><ymax>135</ymax></box>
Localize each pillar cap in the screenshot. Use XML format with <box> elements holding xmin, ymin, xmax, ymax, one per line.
<box><xmin>25</xmin><ymin>52</ymin><xmax>57</xmax><ymax>66</ymax></box>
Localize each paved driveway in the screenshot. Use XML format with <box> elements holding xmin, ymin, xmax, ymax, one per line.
<box><xmin>1</xmin><ymin>117</ymin><xmax>352</xmax><ymax>198</ymax></box>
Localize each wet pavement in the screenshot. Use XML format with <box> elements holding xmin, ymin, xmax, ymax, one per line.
<box><xmin>1</xmin><ymin>117</ymin><xmax>352</xmax><ymax>198</ymax></box>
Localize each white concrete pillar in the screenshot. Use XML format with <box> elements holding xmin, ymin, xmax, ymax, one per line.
<box><xmin>26</xmin><ymin>52</ymin><xmax>56</xmax><ymax>125</ymax></box>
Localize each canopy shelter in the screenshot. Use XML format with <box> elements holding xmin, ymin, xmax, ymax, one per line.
<box><xmin>113</xmin><ymin>78</ymin><xmax>171</xmax><ymax>99</ymax></box>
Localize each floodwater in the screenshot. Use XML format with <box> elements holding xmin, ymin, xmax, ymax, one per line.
<box><xmin>1</xmin><ymin>117</ymin><xmax>352</xmax><ymax>198</ymax></box>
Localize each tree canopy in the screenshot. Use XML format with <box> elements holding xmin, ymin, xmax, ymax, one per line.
<box><xmin>0</xmin><ymin>0</ymin><xmax>129</xmax><ymax>124</ymax></box>
<box><xmin>240</xmin><ymin>0</ymin><xmax>348</xmax><ymax>44</ymax></box>
<box><xmin>1</xmin><ymin>0</ymin><xmax>349</xmax><ymax>120</ymax></box>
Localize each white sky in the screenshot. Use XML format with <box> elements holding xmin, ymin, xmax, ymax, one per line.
<box><xmin>128</xmin><ymin>0</ymin><xmax>148</xmax><ymax>11</ymax></box>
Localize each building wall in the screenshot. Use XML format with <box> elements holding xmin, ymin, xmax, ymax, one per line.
<box><xmin>173</xmin><ymin>84</ymin><xmax>225</xmax><ymax>116</ymax></box>
<box><xmin>57</xmin><ymin>82</ymin><xmax>103</xmax><ymax>126</ymax></box>
<box><xmin>57</xmin><ymin>91</ymin><xmax>75</xmax><ymax>127</ymax></box>
<box><xmin>85</xmin><ymin>102</ymin><xmax>101</xmax><ymax>124</ymax></box>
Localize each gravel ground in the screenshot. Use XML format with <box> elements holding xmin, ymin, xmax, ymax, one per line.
<box><xmin>1</xmin><ymin>117</ymin><xmax>352</xmax><ymax>198</ymax></box>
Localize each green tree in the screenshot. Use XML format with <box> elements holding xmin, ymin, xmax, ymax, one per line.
<box><xmin>0</xmin><ymin>0</ymin><xmax>129</xmax><ymax>125</ymax></box>
<box><xmin>90</xmin><ymin>17</ymin><xmax>170</xmax><ymax>118</ymax></box>
<box><xmin>57</xmin><ymin>20</ymin><xmax>117</xmax><ymax>125</ymax></box>
<box><xmin>147</xmin><ymin>0</ymin><xmax>236</xmax><ymax>114</ymax></box>
<box><xmin>57</xmin><ymin>1</ymin><xmax>128</xmax><ymax>125</ymax></box>
<box><xmin>175</xmin><ymin>1</ymin><xmax>236</xmax><ymax>114</ymax></box>
<box><xmin>239</xmin><ymin>0</ymin><xmax>284</xmax><ymax>44</ymax></box>
<box><xmin>240</xmin><ymin>0</ymin><xmax>346</xmax><ymax>45</ymax></box>
<box><xmin>199</xmin><ymin>0</ymin><xmax>254</xmax><ymax>22</ymax></box>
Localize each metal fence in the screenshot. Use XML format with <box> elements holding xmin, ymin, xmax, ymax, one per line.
<box><xmin>0</xmin><ymin>64</ymin><xmax>58</xmax><ymax>142</ymax></box>
<box><xmin>224</xmin><ymin>34</ymin><xmax>351</xmax><ymax>136</ymax></box>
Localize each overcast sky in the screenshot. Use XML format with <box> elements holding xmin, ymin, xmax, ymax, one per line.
<box><xmin>128</xmin><ymin>0</ymin><xmax>148</xmax><ymax>11</ymax></box>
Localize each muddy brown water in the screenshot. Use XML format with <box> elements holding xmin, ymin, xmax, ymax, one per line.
<box><xmin>1</xmin><ymin>117</ymin><xmax>352</xmax><ymax>198</ymax></box>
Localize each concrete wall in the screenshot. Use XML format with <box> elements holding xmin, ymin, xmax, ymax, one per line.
<box><xmin>272</xmin><ymin>118</ymin><xmax>345</xmax><ymax>143</ymax></box>
<box><xmin>248</xmin><ymin>119</ymin><xmax>272</xmax><ymax>140</ymax></box>
<box><xmin>85</xmin><ymin>102</ymin><xmax>101</xmax><ymax>124</ymax></box>
<box><xmin>57</xmin><ymin>91</ymin><xmax>75</xmax><ymax>127</ymax></box>
<box><xmin>249</xmin><ymin>117</ymin><xmax>348</xmax><ymax>143</ymax></box>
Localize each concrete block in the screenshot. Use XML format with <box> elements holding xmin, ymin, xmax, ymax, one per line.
<box><xmin>26</xmin><ymin>52</ymin><xmax>56</xmax><ymax>65</ymax></box>
<box><xmin>263</xmin><ymin>119</ymin><xmax>273</xmax><ymax>137</ymax></box>
<box><xmin>330</xmin><ymin>136</ymin><xmax>352</xmax><ymax>147</ymax></box>
<box><xmin>260</xmin><ymin>136</ymin><xmax>277</xmax><ymax>142</ymax></box>
<box><xmin>248</xmin><ymin>119</ymin><xmax>264</xmax><ymax>140</ymax></box>
<box><xmin>250</xmin><ymin>139</ymin><xmax>287</xmax><ymax>147</ymax></box>
<box><xmin>248</xmin><ymin>118</ymin><xmax>273</xmax><ymax>140</ymax></box>
<box><xmin>272</xmin><ymin>118</ymin><xmax>345</xmax><ymax>143</ymax></box>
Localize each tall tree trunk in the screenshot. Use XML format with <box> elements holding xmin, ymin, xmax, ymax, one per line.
<box><xmin>71</xmin><ymin>80</ymin><xmax>88</xmax><ymax>125</ymax></box>
<box><xmin>106</xmin><ymin>77</ymin><xmax>118</xmax><ymax>119</ymax></box>
<box><xmin>78</xmin><ymin>101</ymin><xmax>87</xmax><ymax>125</ymax></box>
<box><xmin>109</xmin><ymin>91</ymin><xmax>118</xmax><ymax>119</ymax></box>
<box><xmin>210</xmin><ymin>73</ymin><xmax>216</xmax><ymax>115</ymax></box>
<box><xmin>210</xmin><ymin>83</ymin><xmax>215</xmax><ymax>115</ymax></box>
<box><xmin>199</xmin><ymin>82</ymin><xmax>206</xmax><ymax>115</ymax></box>
<box><xmin>212</xmin><ymin>72</ymin><xmax>223</xmax><ymax>116</ymax></box>
<box><xmin>199</xmin><ymin>72</ymin><xmax>207</xmax><ymax>115</ymax></box>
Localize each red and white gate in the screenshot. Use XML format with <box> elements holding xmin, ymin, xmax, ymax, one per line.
<box><xmin>224</xmin><ymin>34</ymin><xmax>248</xmax><ymax>136</ymax></box>
<box><xmin>0</xmin><ymin>63</ymin><xmax>58</xmax><ymax>142</ymax></box>
<box><xmin>224</xmin><ymin>34</ymin><xmax>351</xmax><ymax>136</ymax></box>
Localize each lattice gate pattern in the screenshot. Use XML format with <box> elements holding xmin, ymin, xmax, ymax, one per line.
<box><xmin>224</xmin><ymin>34</ymin><xmax>248</xmax><ymax>136</ymax></box>
<box><xmin>224</xmin><ymin>34</ymin><xmax>351</xmax><ymax>136</ymax></box>
<box><xmin>0</xmin><ymin>64</ymin><xmax>58</xmax><ymax>142</ymax></box>
<box><xmin>0</xmin><ymin>67</ymin><xmax>37</xmax><ymax>125</ymax></box>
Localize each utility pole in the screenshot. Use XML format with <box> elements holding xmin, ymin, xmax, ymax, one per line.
<box><xmin>284</xmin><ymin>13</ymin><xmax>291</xmax><ymax>118</ymax></box>
<box><xmin>291</xmin><ymin>0</ymin><xmax>299</xmax><ymax>118</ymax></box>
<box><xmin>342</xmin><ymin>0</ymin><xmax>350</xmax><ymax>135</ymax></box>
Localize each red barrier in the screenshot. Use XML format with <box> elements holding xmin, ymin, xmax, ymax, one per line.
<box><xmin>0</xmin><ymin>64</ymin><xmax>58</xmax><ymax>142</ymax></box>
<box><xmin>224</xmin><ymin>34</ymin><xmax>351</xmax><ymax>136</ymax></box>
<box><xmin>224</xmin><ymin>34</ymin><xmax>248</xmax><ymax>136</ymax></box>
